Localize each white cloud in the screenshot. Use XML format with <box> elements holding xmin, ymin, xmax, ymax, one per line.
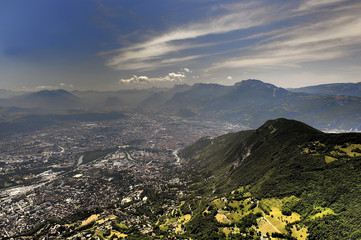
<box><xmin>227</xmin><ymin>76</ymin><xmax>233</xmax><ymax>80</ymax></box>
<box><xmin>168</xmin><ymin>72</ymin><xmax>185</xmax><ymax>78</ymax></box>
<box><xmin>119</xmin><ymin>75</ymin><xmax>149</xmax><ymax>84</ymax></box>
<box><xmin>183</xmin><ymin>67</ymin><xmax>191</xmax><ymax>73</ymax></box>
<box><xmin>119</xmin><ymin>72</ymin><xmax>186</xmax><ymax>84</ymax></box>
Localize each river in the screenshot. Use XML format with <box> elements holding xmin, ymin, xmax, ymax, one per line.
<box><xmin>172</xmin><ymin>148</ymin><xmax>181</xmax><ymax>163</ymax></box>
<box><xmin>77</xmin><ymin>155</ymin><xmax>84</xmax><ymax>166</ymax></box>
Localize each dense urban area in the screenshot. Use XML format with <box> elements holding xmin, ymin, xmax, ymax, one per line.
<box><xmin>0</xmin><ymin>113</ymin><xmax>241</xmax><ymax>237</ymax></box>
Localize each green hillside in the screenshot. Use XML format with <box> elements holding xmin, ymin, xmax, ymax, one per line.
<box><xmin>181</xmin><ymin>118</ymin><xmax>361</xmax><ymax>239</ymax></box>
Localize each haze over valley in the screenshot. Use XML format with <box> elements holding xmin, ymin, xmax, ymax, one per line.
<box><xmin>1</xmin><ymin>0</ymin><xmax>361</xmax><ymax>239</ymax></box>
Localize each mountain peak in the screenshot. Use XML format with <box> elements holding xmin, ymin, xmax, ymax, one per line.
<box><xmin>234</xmin><ymin>79</ymin><xmax>278</xmax><ymax>89</ymax></box>
<box><xmin>230</xmin><ymin>79</ymin><xmax>290</xmax><ymax>99</ymax></box>
<box><xmin>16</xmin><ymin>89</ymin><xmax>80</xmax><ymax>110</ymax></box>
<box><xmin>24</xmin><ymin>89</ymin><xmax>76</xmax><ymax>101</ymax></box>
<box><xmin>257</xmin><ymin>118</ymin><xmax>321</xmax><ymax>135</ymax></box>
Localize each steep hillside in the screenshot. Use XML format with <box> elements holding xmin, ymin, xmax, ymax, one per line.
<box><xmin>181</xmin><ymin>118</ymin><xmax>361</xmax><ymax>239</ymax></box>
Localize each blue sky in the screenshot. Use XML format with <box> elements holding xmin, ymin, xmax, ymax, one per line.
<box><xmin>1</xmin><ymin>0</ymin><xmax>361</xmax><ymax>91</ymax></box>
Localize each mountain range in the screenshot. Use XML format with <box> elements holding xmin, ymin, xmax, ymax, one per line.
<box><xmin>1</xmin><ymin>80</ymin><xmax>361</xmax><ymax>131</ymax></box>
<box><xmin>288</xmin><ymin>82</ymin><xmax>361</xmax><ymax>97</ymax></box>
<box><xmin>156</xmin><ymin>80</ymin><xmax>361</xmax><ymax>131</ymax></box>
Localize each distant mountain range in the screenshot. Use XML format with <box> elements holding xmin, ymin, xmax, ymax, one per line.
<box><xmin>0</xmin><ymin>89</ymin><xmax>80</xmax><ymax>111</ymax></box>
<box><xmin>155</xmin><ymin>80</ymin><xmax>361</xmax><ymax>131</ymax></box>
<box><xmin>0</xmin><ymin>88</ymin><xmax>170</xmax><ymax>112</ymax></box>
<box><xmin>288</xmin><ymin>82</ymin><xmax>361</xmax><ymax>97</ymax></box>
<box><xmin>181</xmin><ymin>118</ymin><xmax>361</xmax><ymax>239</ymax></box>
<box><xmin>1</xmin><ymin>80</ymin><xmax>360</xmax><ymax>131</ymax></box>
<box><xmin>0</xmin><ymin>89</ymin><xmax>127</xmax><ymax>135</ymax></box>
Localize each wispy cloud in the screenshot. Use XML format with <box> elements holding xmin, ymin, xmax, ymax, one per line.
<box><xmin>101</xmin><ymin>1</ymin><xmax>282</xmax><ymax>71</ymax></box>
<box><xmin>343</xmin><ymin>65</ymin><xmax>361</xmax><ymax>71</ymax></box>
<box><xmin>209</xmin><ymin>2</ymin><xmax>361</xmax><ymax>70</ymax></box>
<box><xmin>101</xmin><ymin>0</ymin><xmax>361</xmax><ymax>80</ymax></box>
<box><xmin>296</xmin><ymin>0</ymin><xmax>346</xmax><ymax>11</ymax></box>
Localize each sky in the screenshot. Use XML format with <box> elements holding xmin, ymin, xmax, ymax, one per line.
<box><xmin>1</xmin><ymin>0</ymin><xmax>361</xmax><ymax>91</ymax></box>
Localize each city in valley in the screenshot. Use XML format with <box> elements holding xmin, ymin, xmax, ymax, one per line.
<box><xmin>0</xmin><ymin>113</ymin><xmax>241</xmax><ymax>238</ymax></box>
<box><xmin>2</xmin><ymin>1</ymin><xmax>361</xmax><ymax>238</ymax></box>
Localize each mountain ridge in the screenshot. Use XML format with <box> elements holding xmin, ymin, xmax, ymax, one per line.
<box><xmin>1</xmin><ymin>80</ymin><xmax>361</xmax><ymax>131</ymax></box>
<box><xmin>288</xmin><ymin>82</ymin><xmax>361</xmax><ymax>97</ymax></box>
<box><xmin>181</xmin><ymin>118</ymin><xmax>361</xmax><ymax>238</ymax></box>
<box><xmin>158</xmin><ymin>80</ymin><xmax>361</xmax><ymax>131</ymax></box>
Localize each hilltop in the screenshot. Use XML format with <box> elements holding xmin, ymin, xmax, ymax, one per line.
<box><xmin>181</xmin><ymin>118</ymin><xmax>361</xmax><ymax>239</ymax></box>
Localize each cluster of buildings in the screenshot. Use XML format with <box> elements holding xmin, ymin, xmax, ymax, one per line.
<box><xmin>0</xmin><ymin>112</ymin><xmax>241</xmax><ymax>237</ymax></box>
